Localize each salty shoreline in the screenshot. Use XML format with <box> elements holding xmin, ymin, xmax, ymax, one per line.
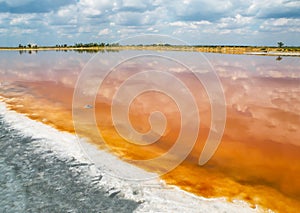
<box><xmin>0</xmin><ymin>101</ymin><xmax>261</xmax><ymax>212</ymax></box>
<box><xmin>245</xmin><ymin>51</ymin><xmax>300</xmax><ymax>56</ymax></box>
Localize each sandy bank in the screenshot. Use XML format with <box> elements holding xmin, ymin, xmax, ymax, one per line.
<box><xmin>1</xmin><ymin>45</ymin><xmax>300</xmax><ymax>56</ymax></box>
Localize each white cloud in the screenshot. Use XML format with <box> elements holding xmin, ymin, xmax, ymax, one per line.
<box><xmin>0</xmin><ymin>0</ymin><xmax>299</xmax><ymax>46</ymax></box>
<box><xmin>8</xmin><ymin>14</ymin><xmax>36</xmax><ymax>26</ymax></box>
<box><xmin>169</xmin><ymin>21</ymin><xmax>189</xmax><ymax>27</ymax></box>
<box><xmin>272</xmin><ymin>18</ymin><xmax>289</xmax><ymax>26</ymax></box>
<box><xmin>10</xmin><ymin>16</ymin><xmax>28</xmax><ymax>25</ymax></box>
<box><xmin>98</xmin><ymin>28</ymin><xmax>111</xmax><ymax>36</ymax></box>
<box><xmin>112</xmin><ymin>11</ymin><xmax>156</xmax><ymax>26</ymax></box>
<box><xmin>79</xmin><ymin>0</ymin><xmax>117</xmax><ymax>12</ymax></box>
<box><xmin>246</xmin><ymin>0</ymin><xmax>300</xmax><ymax>18</ymax></box>
<box><xmin>170</xmin><ymin>20</ymin><xmax>211</xmax><ymax>28</ymax></box>
<box><xmin>217</xmin><ymin>14</ymin><xmax>253</xmax><ymax>30</ymax></box>
<box><xmin>260</xmin><ymin>18</ymin><xmax>300</xmax><ymax>32</ymax></box>
<box><xmin>122</xmin><ymin>0</ymin><xmax>148</xmax><ymax>9</ymax></box>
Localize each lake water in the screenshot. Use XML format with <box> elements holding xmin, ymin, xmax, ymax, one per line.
<box><xmin>0</xmin><ymin>50</ymin><xmax>299</xmax><ymax>212</ymax></box>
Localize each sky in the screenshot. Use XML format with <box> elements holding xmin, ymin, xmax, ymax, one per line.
<box><xmin>0</xmin><ymin>0</ymin><xmax>299</xmax><ymax>46</ymax></box>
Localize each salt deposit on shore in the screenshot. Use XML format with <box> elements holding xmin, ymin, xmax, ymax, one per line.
<box><xmin>245</xmin><ymin>51</ymin><xmax>300</xmax><ymax>56</ymax></box>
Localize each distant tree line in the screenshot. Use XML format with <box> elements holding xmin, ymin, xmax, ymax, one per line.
<box><xmin>18</xmin><ymin>43</ymin><xmax>38</xmax><ymax>48</ymax></box>
<box><xmin>72</xmin><ymin>42</ymin><xmax>120</xmax><ymax>48</ymax></box>
<box><xmin>17</xmin><ymin>42</ymin><xmax>120</xmax><ymax>48</ymax></box>
<box><xmin>55</xmin><ymin>44</ymin><xmax>68</xmax><ymax>48</ymax></box>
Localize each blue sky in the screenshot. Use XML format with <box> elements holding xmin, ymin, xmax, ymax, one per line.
<box><xmin>0</xmin><ymin>0</ymin><xmax>299</xmax><ymax>46</ymax></box>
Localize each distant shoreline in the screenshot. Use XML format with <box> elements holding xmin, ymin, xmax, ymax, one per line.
<box><xmin>1</xmin><ymin>45</ymin><xmax>300</xmax><ymax>56</ymax></box>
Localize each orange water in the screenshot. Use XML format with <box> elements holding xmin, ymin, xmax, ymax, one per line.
<box><xmin>0</xmin><ymin>51</ymin><xmax>299</xmax><ymax>212</ymax></box>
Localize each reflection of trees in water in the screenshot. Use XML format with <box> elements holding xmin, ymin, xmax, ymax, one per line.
<box><xmin>73</xmin><ymin>49</ymin><xmax>104</xmax><ymax>54</ymax></box>
<box><xmin>56</xmin><ymin>49</ymin><xmax>68</xmax><ymax>52</ymax></box>
<box><xmin>19</xmin><ymin>50</ymin><xmax>38</xmax><ymax>55</ymax></box>
<box><xmin>276</xmin><ymin>56</ymin><xmax>282</xmax><ymax>61</ymax></box>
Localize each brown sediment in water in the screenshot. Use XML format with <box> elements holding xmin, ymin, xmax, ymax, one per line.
<box><xmin>1</xmin><ymin>70</ymin><xmax>300</xmax><ymax>213</ymax></box>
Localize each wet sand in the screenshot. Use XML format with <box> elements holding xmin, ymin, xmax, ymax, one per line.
<box><xmin>0</xmin><ymin>51</ymin><xmax>300</xmax><ymax>212</ymax></box>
